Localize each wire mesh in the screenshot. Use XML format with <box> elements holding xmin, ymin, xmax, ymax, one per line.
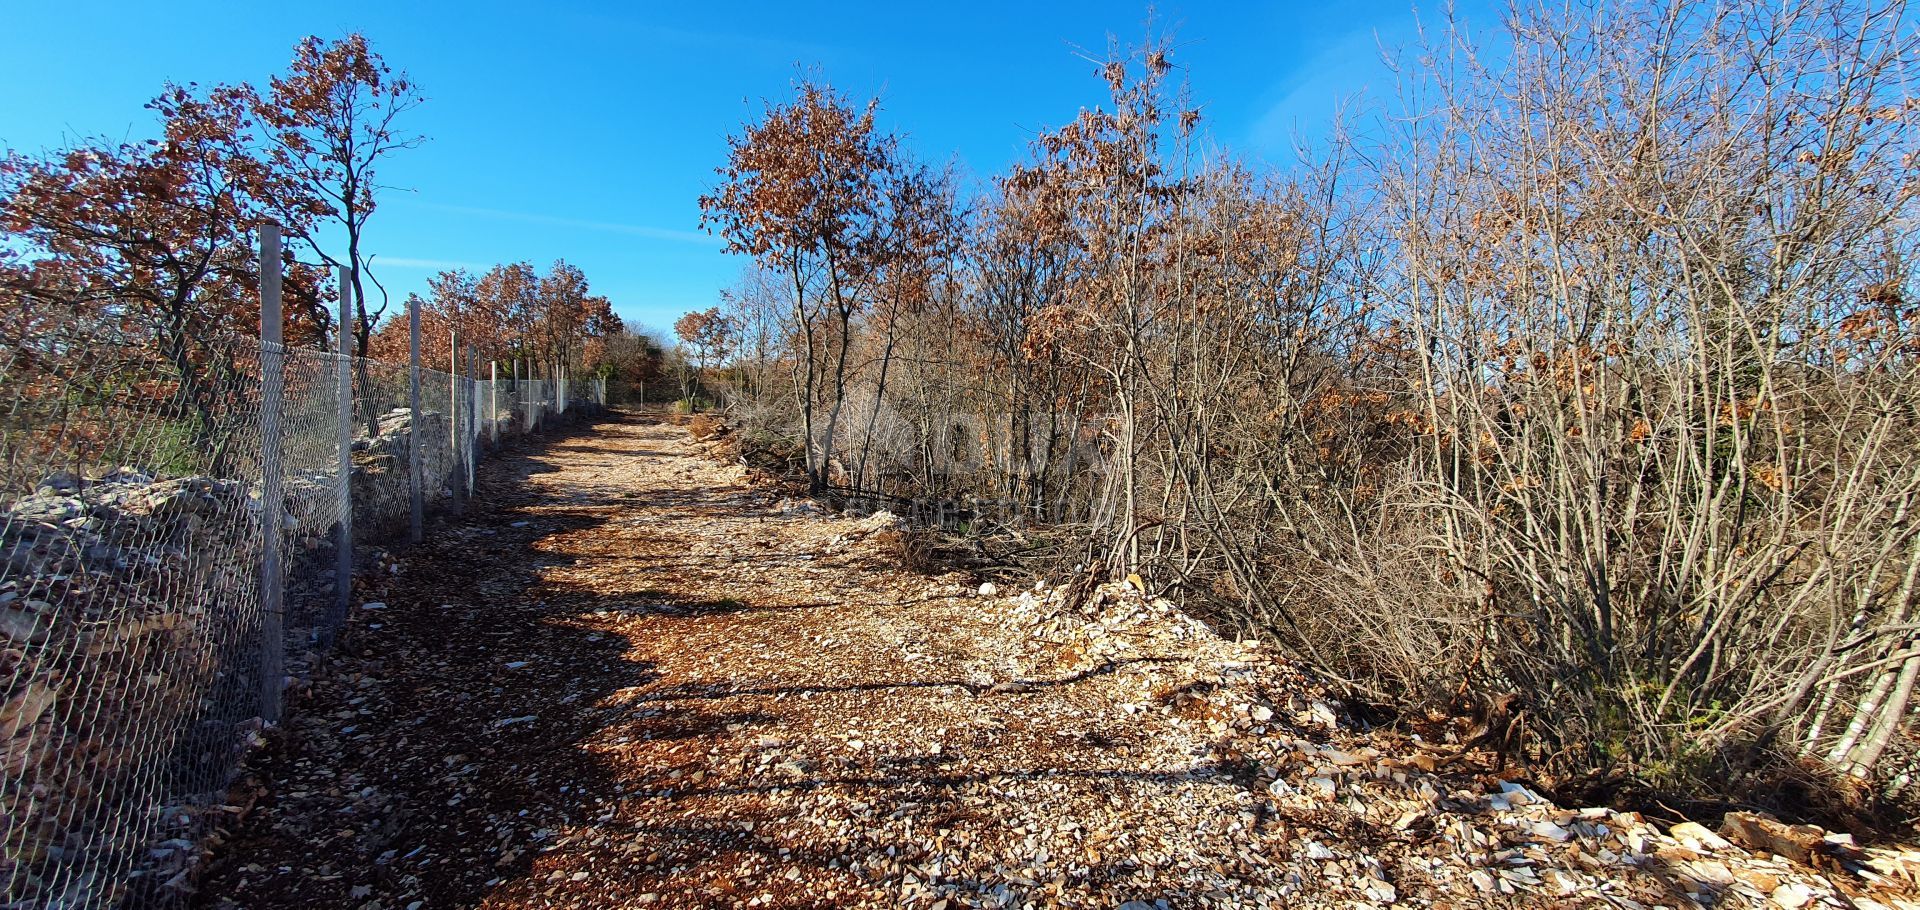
<box><xmin>0</xmin><ymin>328</ymin><xmax>582</xmax><ymax>908</ymax></box>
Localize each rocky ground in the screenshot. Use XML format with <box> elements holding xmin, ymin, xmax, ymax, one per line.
<box><xmin>194</xmin><ymin>409</ymin><xmax>1920</xmax><ymax>909</ymax></box>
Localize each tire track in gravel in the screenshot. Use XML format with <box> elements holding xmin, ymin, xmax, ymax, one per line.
<box><xmin>198</xmin><ymin>410</ymin><xmax>1292</xmax><ymax>910</ymax></box>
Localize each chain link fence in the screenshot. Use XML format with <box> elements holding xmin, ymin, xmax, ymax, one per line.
<box><xmin>0</xmin><ymin>305</ymin><xmax>606</xmax><ymax>906</ymax></box>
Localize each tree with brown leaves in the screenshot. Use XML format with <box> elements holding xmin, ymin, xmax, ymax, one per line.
<box><xmin>251</xmin><ymin>33</ymin><xmax>423</xmax><ymax>432</ymax></box>
<box><xmin>673</xmin><ymin>306</ymin><xmax>736</xmax><ymax>408</ymax></box>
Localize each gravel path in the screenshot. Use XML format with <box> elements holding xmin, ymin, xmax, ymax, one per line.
<box><xmin>197</xmin><ymin>411</ymin><xmax>1920</xmax><ymax>910</ymax></box>
<box><xmin>196</xmin><ymin>411</ymin><xmax>1288</xmax><ymax>909</ymax></box>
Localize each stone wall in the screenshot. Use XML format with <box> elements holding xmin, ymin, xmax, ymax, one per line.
<box><xmin>0</xmin><ymin>404</ymin><xmax>476</xmax><ymax>906</ymax></box>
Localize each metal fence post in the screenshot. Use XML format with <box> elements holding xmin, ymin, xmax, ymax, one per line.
<box><xmin>465</xmin><ymin>344</ymin><xmax>476</xmax><ymax>496</ymax></box>
<box><xmin>449</xmin><ymin>330</ymin><xmax>462</xmax><ymax>512</ymax></box>
<box><xmin>258</xmin><ymin>223</ymin><xmax>286</xmax><ymax>725</ymax></box>
<box><xmin>408</xmin><ymin>297</ymin><xmax>423</xmax><ymax>543</ymax></box>
<box><xmin>334</xmin><ymin>264</ymin><xmax>354</xmax><ymax>639</ymax></box>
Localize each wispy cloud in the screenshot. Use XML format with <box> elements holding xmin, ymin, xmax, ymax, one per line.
<box><xmin>1247</xmin><ymin>29</ymin><xmax>1391</xmax><ymax>155</ymax></box>
<box><xmin>409</xmin><ymin>200</ymin><xmax>722</xmax><ymax>246</ymax></box>
<box><xmin>640</xmin><ymin>23</ymin><xmax>837</xmax><ymax>62</ymax></box>
<box><xmin>374</xmin><ymin>256</ymin><xmax>487</xmax><ymax>271</ymax></box>
<box><xmin>568</xmin><ymin>12</ymin><xmax>838</xmax><ymax>63</ymax></box>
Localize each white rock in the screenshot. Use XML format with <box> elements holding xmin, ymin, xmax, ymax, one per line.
<box><xmin>1498</xmin><ymin>781</ymin><xmax>1544</xmax><ymax>805</ymax></box>
<box><xmin>978</xmin><ymin>582</ymin><xmax>999</xmax><ymax>597</ymax></box>
<box><xmin>1530</xmin><ymin>821</ymin><xmax>1572</xmax><ymax>842</ymax></box>
<box><xmin>1309</xmin><ymin>701</ymin><xmax>1340</xmax><ymax>727</ymax></box>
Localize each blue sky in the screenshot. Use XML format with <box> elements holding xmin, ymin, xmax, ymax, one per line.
<box><xmin>0</xmin><ymin>1</ymin><xmax>1496</xmax><ymax>335</ymax></box>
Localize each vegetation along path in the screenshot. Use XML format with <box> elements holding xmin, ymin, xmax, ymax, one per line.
<box><xmin>197</xmin><ymin>411</ymin><xmax>1920</xmax><ymax>910</ymax></box>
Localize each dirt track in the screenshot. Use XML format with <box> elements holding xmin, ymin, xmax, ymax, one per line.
<box><xmin>197</xmin><ymin>410</ymin><xmax>1288</xmax><ymax>909</ymax></box>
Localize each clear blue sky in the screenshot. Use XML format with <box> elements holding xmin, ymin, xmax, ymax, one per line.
<box><xmin>0</xmin><ymin>0</ymin><xmax>1496</xmax><ymax>335</ymax></box>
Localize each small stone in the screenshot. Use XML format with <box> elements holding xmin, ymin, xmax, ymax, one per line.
<box><xmin>36</xmin><ymin>470</ymin><xmax>83</xmax><ymax>494</ymax></box>
<box><xmin>0</xmin><ymin>609</ymin><xmax>49</xmax><ymax>644</ymax></box>
<box><xmin>1671</xmin><ymin>821</ymin><xmax>1733</xmax><ymax>851</ymax></box>
<box><xmin>1721</xmin><ymin>811</ymin><xmax>1825</xmax><ymax>864</ymax></box>
<box><xmin>978</xmin><ymin>582</ymin><xmax>999</xmax><ymax>597</ymax></box>
<box><xmin>1770</xmin><ymin>882</ymin><xmax>1813</xmax><ymax>909</ymax></box>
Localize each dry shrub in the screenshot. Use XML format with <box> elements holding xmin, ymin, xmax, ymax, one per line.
<box><xmin>705</xmin><ymin>0</ymin><xmax>1920</xmax><ymax>820</ymax></box>
<box><xmin>686</xmin><ymin>413</ymin><xmax>724</xmax><ymax>441</ymax></box>
<box><xmin>875</xmin><ymin>527</ymin><xmax>943</xmax><ymax>574</ymax></box>
<box><xmin>1189</xmin><ymin>0</ymin><xmax>1920</xmax><ymax>808</ymax></box>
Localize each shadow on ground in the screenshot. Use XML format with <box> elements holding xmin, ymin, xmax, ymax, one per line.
<box><xmin>195</xmin><ymin>410</ymin><xmax>1235</xmax><ymax>910</ymax></box>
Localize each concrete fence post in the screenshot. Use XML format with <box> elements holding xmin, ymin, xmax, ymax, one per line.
<box><xmin>408</xmin><ymin>297</ymin><xmax>423</xmax><ymax>543</ymax></box>
<box><xmin>333</xmin><ymin>264</ymin><xmax>354</xmax><ymax>640</ymax></box>
<box><xmin>489</xmin><ymin>360</ymin><xmax>499</xmax><ymax>444</ymax></box>
<box><xmin>258</xmin><ymin>223</ymin><xmax>286</xmax><ymax>725</ymax></box>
